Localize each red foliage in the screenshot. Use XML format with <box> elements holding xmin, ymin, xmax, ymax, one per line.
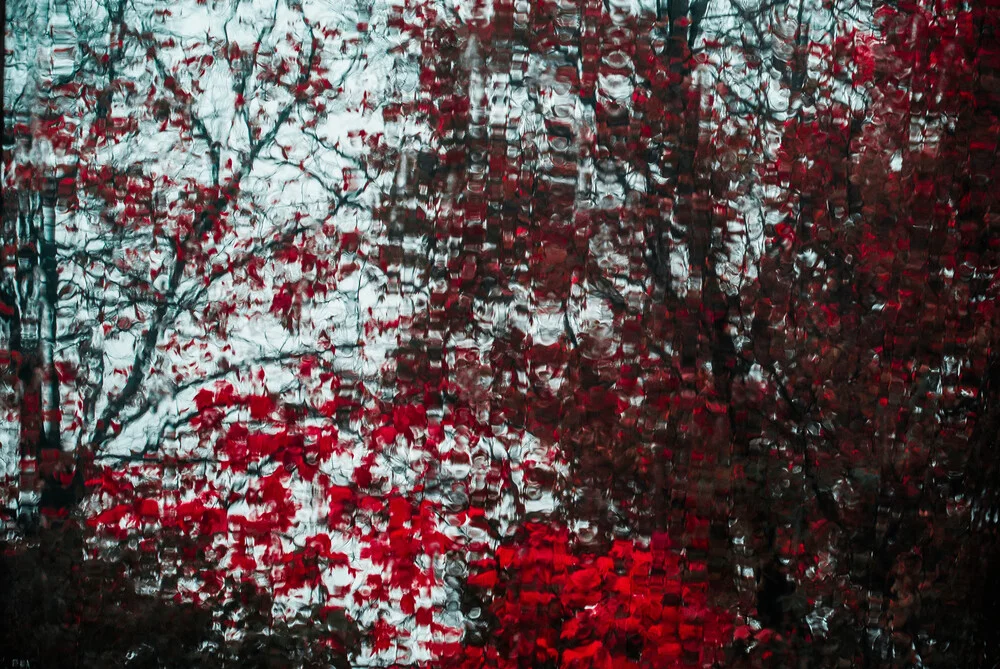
<box><xmin>454</xmin><ymin>522</ymin><xmax>733</xmax><ymax>668</ymax></box>
<box><xmin>6</xmin><ymin>0</ymin><xmax>1000</xmax><ymax>667</ymax></box>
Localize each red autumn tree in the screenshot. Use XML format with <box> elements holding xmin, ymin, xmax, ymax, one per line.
<box><xmin>373</xmin><ymin>0</ymin><xmax>749</xmax><ymax>665</ymax></box>
<box><xmin>2</xmin><ymin>0</ymin><xmax>383</xmax><ymax>524</ymax></box>
<box><xmin>735</xmin><ymin>1</ymin><xmax>1000</xmax><ymax>666</ymax></box>
<box><xmin>373</xmin><ymin>0</ymin><xmax>1000</xmax><ymax>666</ymax></box>
<box><xmin>3</xmin><ymin>0</ymin><xmax>392</xmax><ymax>664</ymax></box>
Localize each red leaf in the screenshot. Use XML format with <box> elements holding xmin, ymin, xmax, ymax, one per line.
<box><xmin>415</xmin><ymin>607</ymin><xmax>433</xmax><ymax>627</ymax></box>
<box><xmin>194</xmin><ymin>388</ymin><xmax>214</xmax><ymax>411</ymax></box>
<box><xmin>370</xmin><ymin>620</ymin><xmax>397</xmax><ymax>653</ymax></box>
<box><xmin>137</xmin><ymin>498</ymin><xmax>160</xmax><ymax>519</ymax></box>
<box><xmin>373</xmin><ymin>425</ymin><xmax>397</xmax><ymax>444</ymax></box>
<box><xmin>388</xmin><ymin>496</ymin><xmax>411</xmax><ymax>528</ymax></box>
<box><xmin>468</xmin><ymin>570</ymin><xmax>499</xmax><ymax>588</ymax></box>
<box><xmin>563</xmin><ymin>640</ymin><xmax>604</xmax><ymax>663</ymax></box>
<box><xmin>89</xmin><ymin>504</ymin><xmax>132</xmax><ymax>527</ymax></box>
<box><xmin>249</xmin><ymin>394</ymin><xmax>274</xmax><ymax>420</ymax></box>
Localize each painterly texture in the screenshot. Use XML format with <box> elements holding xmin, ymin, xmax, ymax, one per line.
<box><xmin>3</xmin><ymin>0</ymin><xmax>999</xmax><ymax>667</ymax></box>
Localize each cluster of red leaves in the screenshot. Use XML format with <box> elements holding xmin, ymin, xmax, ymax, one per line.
<box><xmin>451</xmin><ymin>522</ymin><xmax>733</xmax><ymax>669</ymax></box>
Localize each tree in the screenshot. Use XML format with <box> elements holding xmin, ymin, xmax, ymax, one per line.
<box><xmin>3</xmin><ymin>0</ymin><xmax>83</xmax><ymax>531</ymax></box>
<box><xmin>4</xmin><ymin>0</ymin><xmax>387</xmax><ymax>663</ymax></box>
<box><xmin>372</xmin><ymin>0</ymin><xmax>750</xmax><ymax>664</ymax></box>
<box><xmin>2</xmin><ymin>0</ymin><xmax>381</xmax><ymax>523</ymax></box>
<box><xmin>373</xmin><ymin>0</ymin><xmax>1000</xmax><ymax>666</ymax></box>
<box><xmin>738</xmin><ymin>1</ymin><xmax>1000</xmax><ymax>665</ymax></box>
